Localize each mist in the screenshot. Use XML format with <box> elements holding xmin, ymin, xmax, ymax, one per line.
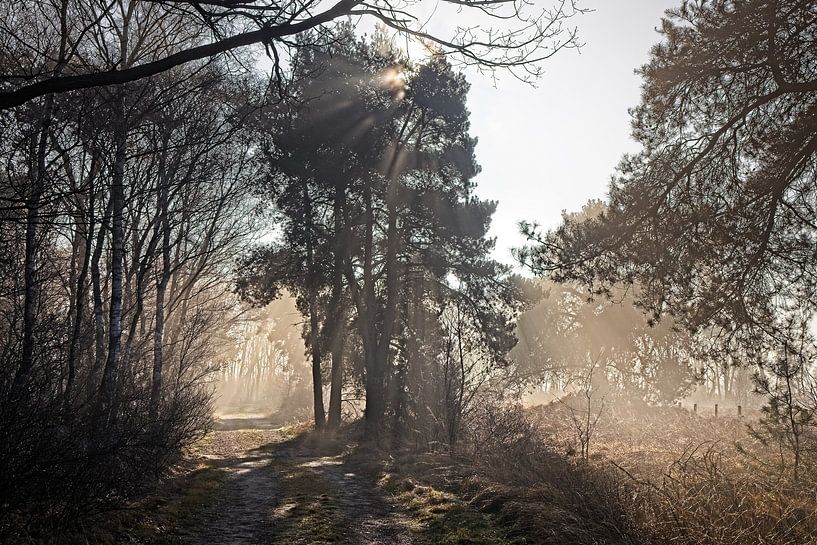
<box><xmin>1</xmin><ymin>1</ymin><xmax>816</xmax><ymax>544</ymax></box>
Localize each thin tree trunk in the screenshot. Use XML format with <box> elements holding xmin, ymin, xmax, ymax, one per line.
<box><xmin>150</xmin><ymin>160</ymin><xmax>171</xmax><ymax>421</ymax></box>
<box><xmin>90</xmin><ymin>200</ymin><xmax>111</xmax><ymax>393</ymax></box>
<box><xmin>12</xmin><ymin>0</ymin><xmax>68</xmax><ymax>396</ymax></box>
<box><xmin>360</xmin><ymin>183</ymin><xmax>383</xmax><ymax>438</ymax></box>
<box><xmin>327</xmin><ymin>319</ymin><xmax>345</xmax><ymax>430</ymax></box>
<box><xmin>13</xmin><ymin>98</ymin><xmax>53</xmax><ymax>395</ymax></box>
<box><xmin>122</xmin><ymin>179</ymin><xmax>164</xmax><ymax>376</ymax></box>
<box><xmin>363</xmin><ymin>340</ymin><xmax>384</xmax><ymax>438</ymax></box>
<box><xmin>308</xmin><ymin>292</ymin><xmax>326</xmax><ymax>430</ymax></box>
<box><xmin>367</xmin><ymin>193</ymin><xmax>401</xmax><ymax>436</ymax></box>
<box><xmin>65</xmin><ymin>186</ymin><xmax>94</xmax><ymax>410</ymax></box>
<box><xmin>99</xmin><ymin>91</ymin><xmax>128</xmax><ymax>416</ymax></box>
<box><xmin>303</xmin><ymin>184</ymin><xmax>325</xmax><ymax>430</ymax></box>
<box><xmin>327</xmin><ymin>182</ymin><xmax>347</xmax><ymax>431</ymax></box>
<box><xmin>360</xmin><ymin>115</ymin><xmax>414</xmax><ymax>438</ymax></box>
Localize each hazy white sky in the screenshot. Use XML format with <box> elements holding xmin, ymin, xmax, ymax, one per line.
<box><xmin>460</xmin><ymin>0</ymin><xmax>679</xmax><ymax>265</ymax></box>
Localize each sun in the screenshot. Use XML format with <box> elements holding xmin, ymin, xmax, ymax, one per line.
<box><xmin>380</xmin><ymin>65</ymin><xmax>407</xmax><ymax>99</ymax></box>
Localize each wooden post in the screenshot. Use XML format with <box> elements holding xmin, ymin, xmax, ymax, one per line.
<box><xmin>693</xmin><ymin>403</ymin><xmax>697</xmax><ymax>414</ymax></box>
<box><xmin>738</xmin><ymin>405</ymin><xmax>742</xmax><ymax>417</ymax></box>
<box><xmin>714</xmin><ymin>403</ymin><xmax>718</xmax><ymax>418</ymax></box>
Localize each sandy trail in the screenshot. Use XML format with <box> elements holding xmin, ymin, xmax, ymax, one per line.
<box><xmin>188</xmin><ymin>416</ymin><xmax>414</xmax><ymax>545</ymax></box>
<box><xmin>291</xmin><ymin>451</ymin><xmax>415</xmax><ymax>545</ymax></box>
<box><xmin>189</xmin><ymin>421</ymin><xmax>284</xmax><ymax>545</ymax></box>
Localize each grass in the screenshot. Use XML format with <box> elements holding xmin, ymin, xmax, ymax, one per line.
<box><xmin>375</xmin><ymin>453</ymin><xmax>523</xmax><ymax>545</ymax></box>
<box><xmin>530</xmin><ymin>400</ymin><xmax>817</xmax><ymax>545</ymax></box>
<box><xmin>51</xmin><ymin>458</ymin><xmax>227</xmax><ymax>545</ymax></box>
<box><xmin>267</xmin><ymin>430</ymin><xmax>522</xmax><ymax>545</ymax></box>
<box><xmin>133</xmin><ymin>463</ymin><xmax>227</xmax><ymax>545</ymax></box>
<box><xmin>50</xmin><ymin>428</ymin><xmax>284</xmax><ymax>545</ymax></box>
<box><xmin>58</xmin><ymin>412</ymin><xmax>800</xmax><ymax>545</ymax></box>
<box><xmin>387</xmin><ymin>477</ymin><xmax>520</xmax><ymax>545</ymax></box>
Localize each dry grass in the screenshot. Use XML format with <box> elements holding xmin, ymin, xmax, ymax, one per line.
<box><xmin>466</xmin><ymin>403</ymin><xmax>643</xmax><ymax>545</ymax></box>
<box><xmin>377</xmin><ymin>405</ymin><xmax>643</xmax><ymax>545</ymax></box>
<box><xmin>267</xmin><ymin>460</ymin><xmax>344</xmax><ymax>545</ymax></box>
<box><xmin>42</xmin><ymin>457</ymin><xmax>227</xmax><ymax>545</ymax></box>
<box><xmin>32</xmin><ymin>408</ymin><xmax>817</xmax><ymax>545</ymax></box>
<box><xmin>379</xmin><ymin>457</ymin><xmax>522</xmax><ymax>545</ymax></box>
<box><xmin>530</xmin><ymin>400</ymin><xmax>817</xmax><ymax>545</ymax></box>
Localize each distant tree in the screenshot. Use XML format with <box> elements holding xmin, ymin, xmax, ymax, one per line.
<box><xmin>217</xmin><ymin>296</ymin><xmax>311</xmax><ymax>417</ymax></box>
<box><xmin>511</xmin><ymin>277</ymin><xmax>698</xmax><ymax>404</ymax></box>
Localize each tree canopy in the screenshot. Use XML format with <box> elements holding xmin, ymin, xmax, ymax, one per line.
<box><xmin>238</xmin><ymin>30</ymin><xmax>524</xmax><ymax>438</ymax></box>
<box><xmin>519</xmin><ymin>0</ymin><xmax>817</xmax><ymax>356</ymax></box>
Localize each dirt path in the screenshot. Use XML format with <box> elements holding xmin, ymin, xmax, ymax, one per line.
<box><xmin>187</xmin><ymin>423</ymin><xmax>285</xmax><ymax>545</ymax></box>
<box><xmin>192</xmin><ymin>451</ymin><xmax>278</xmax><ymax>544</ymax></box>
<box><xmin>289</xmin><ymin>451</ymin><xmax>416</xmax><ymax>545</ymax></box>
<box><xmin>184</xmin><ymin>417</ymin><xmax>415</xmax><ymax>545</ymax></box>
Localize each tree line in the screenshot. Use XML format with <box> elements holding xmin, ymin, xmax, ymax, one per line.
<box><xmin>0</xmin><ymin>55</ymin><xmax>260</xmax><ymax>536</ymax></box>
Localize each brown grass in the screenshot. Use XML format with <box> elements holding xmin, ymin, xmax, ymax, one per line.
<box><xmin>529</xmin><ymin>400</ymin><xmax>817</xmax><ymax>545</ymax></box>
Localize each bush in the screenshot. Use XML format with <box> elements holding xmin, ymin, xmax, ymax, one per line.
<box><xmin>462</xmin><ymin>403</ymin><xmax>644</xmax><ymax>545</ymax></box>
<box><xmin>0</xmin><ymin>357</ymin><xmax>213</xmax><ymax>542</ymax></box>
<box><xmin>626</xmin><ymin>443</ymin><xmax>817</xmax><ymax>545</ymax></box>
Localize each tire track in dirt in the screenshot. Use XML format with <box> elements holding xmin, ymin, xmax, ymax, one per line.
<box><xmin>327</xmin><ymin>463</ymin><xmax>415</xmax><ymax>545</ymax></box>
<box><xmin>191</xmin><ymin>453</ymin><xmax>277</xmax><ymax>545</ymax></box>
<box><xmin>293</xmin><ymin>452</ymin><xmax>415</xmax><ymax>545</ymax></box>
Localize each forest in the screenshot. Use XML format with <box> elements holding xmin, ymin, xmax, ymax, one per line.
<box><xmin>1</xmin><ymin>0</ymin><xmax>816</xmax><ymax>544</ymax></box>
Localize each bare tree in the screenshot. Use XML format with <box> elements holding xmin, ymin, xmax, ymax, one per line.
<box><xmin>560</xmin><ymin>353</ymin><xmax>606</xmax><ymax>462</ymax></box>
<box><xmin>0</xmin><ymin>0</ymin><xmax>583</xmax><ymax>110</ymax></box>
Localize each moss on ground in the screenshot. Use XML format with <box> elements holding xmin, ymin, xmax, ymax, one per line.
<box><xmin>52</xmin><ymin>426</ymin><xmax>530</xmax><ymax>545</ymax></box>
<box><xmin>141</xmin><ymin>465</ymin><xmax>227</xmax><ymax>544</ymax></box>
<box><xmin>380</xmin><ymin>472</ymin><xmax>522</xmax><ymax>545</ymax></box>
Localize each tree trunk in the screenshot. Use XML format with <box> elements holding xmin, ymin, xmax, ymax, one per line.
<box><xmin>327</xmin><ymin>319</ymin><xmax>345</xmax><ymax>430</ymax></box>
<box><xmin>12</xmin><ymin>0</ymin><xmax>68</xmax><ymax>395</ymax></box>
<box><xmin>304</xmin><ymin>184</ymin><xmax>325</xmax><ymax>430</ymax></box>
<box><xmin>90</xmin><ymin>199</ymin><xmax>111</xmax><ymax>393</ymax></box>
<box><xmin>123</xmin><ymin>145</ymin><xmax>167</xmax><ymax>380</ymax></box>
<box><xmin>327</xmin><ymin>182</ymin><xmax>347</xmax><ymax>431</ymax></box>
<box><xmin>99</xmin><ymin>91</ymin><xmax>128</xmax><ymax>417</ymax></box>
<box><xmin>359</xmin><ymin>184</ymin><xmax>383</xmax><ymax>438</ymax></box>
<box><xmin>363</xmin><ymin>351</ymin><xmax>385</xmax><ymax>438</ymax></box>
<box><xmin>150</xmin><ymin>165</ymin><xmax>171</xmax><ymax>421</ymax></box>
<box><xmin>65</xmin><ymin>187</ymin><xmax>94</xmax><ymax>410</ymax></box>
<box><xmin>367</xmin><ymin>192</ymin><xmax>401</xmax><ymax>437</ymax></box>
<box><xmin>13</xmin><ymin>98</ymin><xmax>53</xmax><ymax>396</ymax></box>
<box><xmin>308</xmin><ymin>293</ymin><xmax>326</xmax><ymax>430</ymax></box>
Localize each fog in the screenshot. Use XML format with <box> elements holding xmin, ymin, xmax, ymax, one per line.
<box><xmin>2</xmin><ymin>1</ymin><xmax>816</xmax><ymax>544</ymax></box>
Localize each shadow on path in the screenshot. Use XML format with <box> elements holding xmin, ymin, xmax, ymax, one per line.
<box><xmin>189</xmin><ymin>426</ymin><xmax>286</xmax><ymax>545</ymax></box>
<box><xmin>188</xmin><ymin>418</ymin><xmax>414</xmax><ymax>545</ymax></box>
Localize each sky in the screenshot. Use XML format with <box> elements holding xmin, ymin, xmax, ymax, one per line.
<box><xmin>458</xmin><ymin>0</ymin><xmax>680</xmax><ymax>265</ymax></box>
<box><xmin>264</xmin><ymin>0</ymin><xmax>680</xmax><ymax>264</ymax></box>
